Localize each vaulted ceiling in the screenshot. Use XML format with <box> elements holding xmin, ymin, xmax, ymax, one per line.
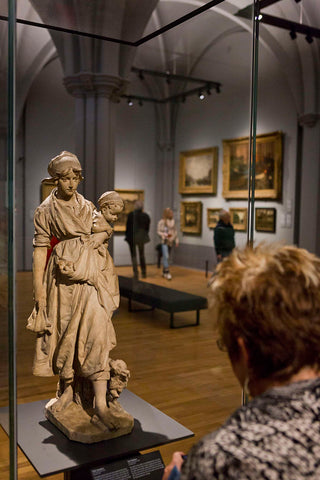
<box><xmin>1</xmin><ymin>0</ymin><xmax>319</xmax><ymax>125</ymax></box>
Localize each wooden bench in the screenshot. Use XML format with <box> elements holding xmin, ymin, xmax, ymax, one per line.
<box><xmin>118</xmin><ymin>276</ymin><xmax>208</xmax><ymax>328</ymax></box>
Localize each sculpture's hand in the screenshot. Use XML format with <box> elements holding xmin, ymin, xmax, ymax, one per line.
<box><xmin>89</xmin><ymin>232</ymin><xmax>108</xmax><ymax>248</ymax></box>
<box><xmin>34</xmin><ymin>291</ymin><xmax>46</xmax><ymax>313</ymax></box>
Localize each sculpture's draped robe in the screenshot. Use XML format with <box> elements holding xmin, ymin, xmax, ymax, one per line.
<box><xmin>32</xmin><ymin>190</ymin><xmax>117</xmax><ymax>382</ymax></box>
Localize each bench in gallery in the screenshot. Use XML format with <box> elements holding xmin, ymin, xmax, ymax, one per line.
<box><xmin>118</xmin><ymin>276</ymin><xmax>208</xmax><ymax>329</ymax></box>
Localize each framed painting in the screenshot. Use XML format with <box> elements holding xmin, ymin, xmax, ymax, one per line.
<box><xmin>41</xmin><ymin>178</ymin><xmax>56</xmax><ymax>201</ymax></box>
<box><xmin>222</xmin><ymin>131</ymin><xmax>283</xmax><ymax>200</ymax></box>
<box><xmin>230</xmin><ymin>207</ymin><xmax>247</xmax><ymax>232</ymax></box>
<box><xmin>180</xmin><ymin>201</ymin><xmax>202</xmax><ymax>235</ymax></box>
<box><xmin>179</xmin><ymin>146</ymin><xmax>218</xmax><ymax>195</ymax></box>
<box><xmin>207</xmin><ymin>208</ymin><xmax>221</xmax><ymax>229</ymax></box>
<box><xmin>255</xmin><ymin>207</ymin><xmax>276</xmax><ymax>233</ymax></box>
<box><xmin>114</xmin><ymin>189</ymin><xmax>144</xmax><ymax>232</ymax></box>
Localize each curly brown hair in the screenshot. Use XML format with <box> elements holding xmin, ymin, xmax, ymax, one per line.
<box><xmin>209</xmin><ymin>243</ymin><xmax>320</xmax><ymax>383</ymax></box>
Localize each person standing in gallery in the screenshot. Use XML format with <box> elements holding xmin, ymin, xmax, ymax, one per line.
<box><xmin>125</xmin><ymin>200</ymin><xmax>150</xmax><ymax>279</ymax></box>
<box><xmin>157</xmin><ymin>207</ymin><xmax>179</xmax><ymax>280</ymax></box>
<box><xmin>213</xmin><ymin>209</ymin><xmax>235</xmax><ymax>263</ymax></box>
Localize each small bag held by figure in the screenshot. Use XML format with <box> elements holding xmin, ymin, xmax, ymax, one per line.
<box><xmin>27</xmin><ymin>306</ymin><xmax>52</xmax><ymax>334</ymax></box>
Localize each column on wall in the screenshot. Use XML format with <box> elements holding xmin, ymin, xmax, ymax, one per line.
<box><xmin>64</xmin><ymin>73</ymin><xmax>127</xmax><ymax>203</ymax></box>
<box><xmin>155</xmin><ymin>102</ymin><xmax>178</xmax><ymax>220</ymax></box>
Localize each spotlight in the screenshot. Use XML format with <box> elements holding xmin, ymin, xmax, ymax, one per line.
<box><xmin>289</xmin><ymin>30</ymin><xmax>297</xmax><ymax>40</ymax></box>
<box><xmin>305</xmin><ymin>34</ymin><xmax>313</xmax><ymax>44</ymax></box>
<box><xmin>127</xmin><ymin>98</ymin><xmax>133</xmax><ymax>106</ymax></box>
<box><xmin>216</xmin><ymin>85</ymin><xmax>221</xmax><ymax>94</ymax></box>
<box><xmin>206</xmin><ymin>85</ymin><xmax>212</xmax><ymax>95</ymax></box>
<box><xmin>199</xmin><ymin>91</ymin><xmax>205</xmax><ymax>100</ymax></box>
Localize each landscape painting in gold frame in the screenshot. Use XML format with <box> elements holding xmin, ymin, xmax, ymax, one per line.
<box><xmin>207</xmin><ymin>208</ymin><xmax>221</xmax><ymax>229</ymax></box>
<box><xmin>222</xmin><ymin>131</ymin><xmax>283</xmax><ymax>200</ymax></box>
<box><xmin>255</xmin><ymin>207</ymin><xmax>276</xmax><ymax>233</ymax></box>
<box><xmin>114</xmin><ymin>189</ymin><xmax>144</xmax><ymax>232</ymax></box>
<box><xmin>230</xmin><ymin>207</ymin><xmax>247</xmax><ymax>232</ymax></box>
<box><xmin>179</xmin><ymin>146</ymin><xmax>218</xmax><ymax>194</ymax></box>
<box><xmin>180</xmin><ymin>201</ymin><xmax>202</xmax><ymax>235</ymax></box>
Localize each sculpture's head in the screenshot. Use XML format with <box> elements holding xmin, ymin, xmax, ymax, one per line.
<box><xmin>48</xmin><ymin>151</ymin><xmax>84</xmax><ymax>200</ymax></box>
<box><xmin>48</xmin><ymin>151</ymin><xmax>83</xmax><ymax>180</ymax></box>
<box><xmin>98</xmin><ymin>191</ymin><xmax>124</xmax><ymax>224</ymax></box>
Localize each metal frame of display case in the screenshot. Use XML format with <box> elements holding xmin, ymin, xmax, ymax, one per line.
<box><xmin>5</xmin><ymin>0</ymin><xmax>261</xmax><ymax>477</ymax></box>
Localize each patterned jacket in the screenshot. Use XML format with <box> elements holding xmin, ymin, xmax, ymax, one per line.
<box><xmin>181</xmin><ymin>378</ymin><xmax>320</xmax><ymax>480</ymax></box>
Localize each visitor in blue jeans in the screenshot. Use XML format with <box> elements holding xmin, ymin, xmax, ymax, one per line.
<box><xmin>157</xmin><ymin>208</ymin><xmax>179</xmax><ymax>280</ymax></box>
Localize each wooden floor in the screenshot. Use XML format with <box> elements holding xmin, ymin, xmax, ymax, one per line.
<box><xmin>0</xmin><ymin>264</ymin><xmax>241</xmax><ymax>479</ymax></box>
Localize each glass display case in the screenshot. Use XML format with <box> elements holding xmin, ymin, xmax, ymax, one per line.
<box><xmin>2</xmin><ymin>0</ymin><xmax>319</xmax><ymax>478</ymax></box>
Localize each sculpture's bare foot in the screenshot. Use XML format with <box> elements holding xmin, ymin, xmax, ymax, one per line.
<box><xmin>50</xmin><ymin>384</ymin><xmax>74</xmax><ymax>413</ymax></box>
<box><xmin>94</xmin><ymin>405</ymin><xmax>122</xmax><ymax>431</ymax></box>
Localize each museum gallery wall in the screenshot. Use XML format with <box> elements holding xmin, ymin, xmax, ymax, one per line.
<box><xmin>16</xmin><ymin>5</ymin><xmax>319</xmax><ymax>272</ymax></box>
<box><xmin>21</xmin><ymin>59</ymin><xmax>298</xmax><ymax>271</ymax></box>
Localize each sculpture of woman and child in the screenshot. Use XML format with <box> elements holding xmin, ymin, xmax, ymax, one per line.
<box><xmin>27</xmin><ymin>151</ymin><xmax>134</xmax><ymax>443</ymax></box>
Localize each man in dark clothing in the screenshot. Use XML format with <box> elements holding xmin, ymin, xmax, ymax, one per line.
<box><xmin>214</xmin><ymin>209</ymin><xmax>235</xmax><ymax>263</ymax></box>
<box><xmin>125</xmin><ymin>200</ymin><xmax>150</xmax><ymax>279</ymax></box>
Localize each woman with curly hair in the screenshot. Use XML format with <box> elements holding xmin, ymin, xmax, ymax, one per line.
<box><xmin>164</xmin><ymin>243</ymin><xmax>320</xmax><ymax>479</ymax></box>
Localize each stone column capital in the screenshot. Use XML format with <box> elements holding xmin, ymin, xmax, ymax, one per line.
<box><xmin>298</xmin><ymin>113</ymin><xmax>320</xmax><ymax>128</ymax></box>
<box><xmin>63</xmin><ymin>73</ymin><xmax>128</xmax><ymax>102</ymax></box>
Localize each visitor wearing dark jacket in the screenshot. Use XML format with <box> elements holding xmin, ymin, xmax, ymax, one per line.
<box><xmin>213</xmin><ymin>209</ymin><xmax>235</xmax><ymax>262</ymax></box>
<box><xmin>125</xmin><ymin>200</ymin><xmax>150</xmax><ymax>279</ymax></box>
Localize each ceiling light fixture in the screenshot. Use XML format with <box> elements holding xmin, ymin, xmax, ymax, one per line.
<box><xmin>127</xmin><ymin>98</ymin><xmax>133</xmax><ymax>106</ymax></box>
<box><xmin>199</xmin><ymin>91</ymin><xmax>205</xmax><ymax>100</ymax></box>
<box><xmin>289</xmin><ymin>30</ymin><xmax>297</xmax><ymax>40</ymax></box>
<box><xmin>305</xmin><ymin>34</ymin><xmax>313</xmax><ymax>44</ymax></box>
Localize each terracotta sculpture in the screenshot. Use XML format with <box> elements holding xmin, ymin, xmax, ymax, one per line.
<box><xmin>27</xmin><ymin>151</ymin><xmax>134</xmax><ymax>443</ymax></box>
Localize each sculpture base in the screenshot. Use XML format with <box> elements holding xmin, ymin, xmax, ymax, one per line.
<box><xmin>45</xmin><ymin>398</ymin><xmax>134</xmax><ymax>444</ymax></box>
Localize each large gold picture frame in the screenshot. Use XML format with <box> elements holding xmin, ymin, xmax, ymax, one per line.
<box><xmin>114</xmin><ymin>189</ymin><xmax>144</xmax><ymax>232</ymax></box>
<box><xmin>230</xmin><ymin>207</ymin><xmax>248</xmax><ymax>232</ymax></box>
<box><xmin>179</xmin><ymin>147</ymin><xmax>218</xmax><ymax>195</ymax></box>
<box><xmin>180</xmin><ymin>201</ymin><xmax>202</xmax><ymax>235</ymax></box>
<box><xmin>222</xmin><ymin>131</ymin><xmax>283</xmax><ymax>200</ymax></box>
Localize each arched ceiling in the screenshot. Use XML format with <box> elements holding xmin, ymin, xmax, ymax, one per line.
<box><xmin>1</xmin><ymin>0</ymin><xmax>319</xmax><ymax>125</ymax></box>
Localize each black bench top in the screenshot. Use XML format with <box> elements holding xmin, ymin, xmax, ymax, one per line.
<box><xmin>118</xmin><ymin>275</ymin><xmax>207</xmax><ymax>313</ymax></box>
